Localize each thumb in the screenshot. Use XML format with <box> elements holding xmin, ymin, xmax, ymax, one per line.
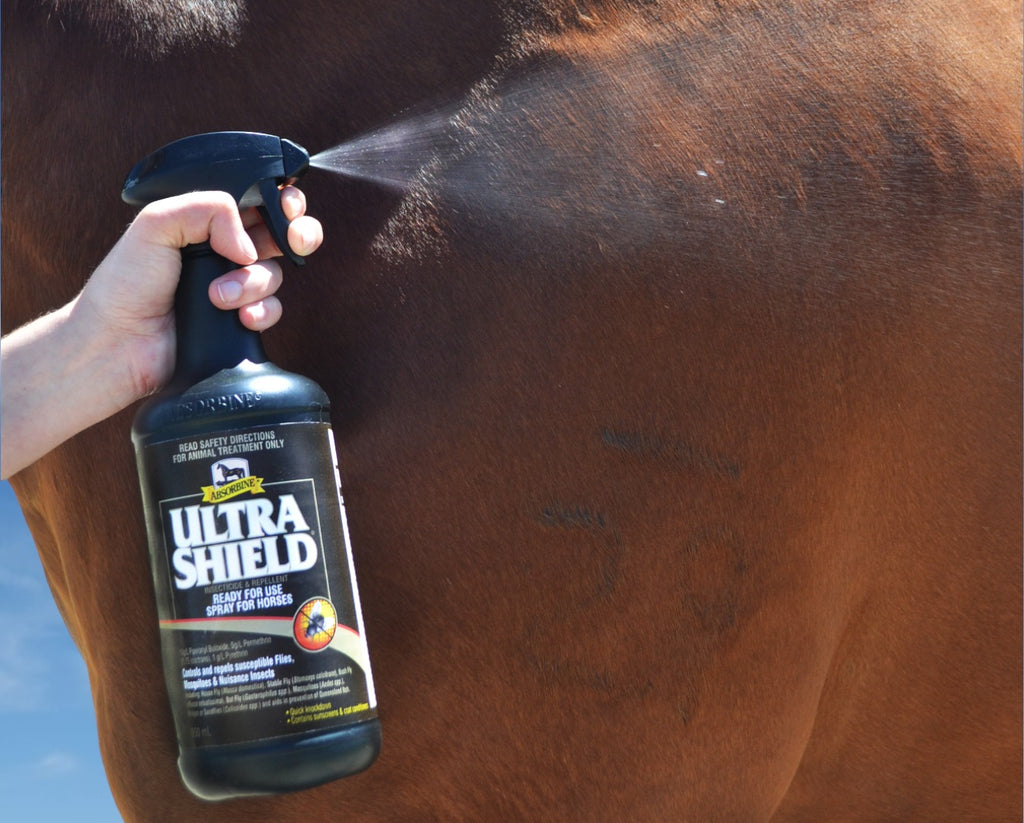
<box><xmin>131</xmin><ymin>191</ymin><xmax>259</xmax><ymax>265</ymax></box>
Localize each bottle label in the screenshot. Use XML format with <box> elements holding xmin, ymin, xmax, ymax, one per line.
<box><xmin>137</xmin><ymin>422</ymin><xmax>377</xmax><ymax>749</ymax></box>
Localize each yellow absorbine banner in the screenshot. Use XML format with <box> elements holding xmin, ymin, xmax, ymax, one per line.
<box><xmin>201</xmin><ymin>476</ymin><xmax>265</xmax><ymax>503</ymax></box>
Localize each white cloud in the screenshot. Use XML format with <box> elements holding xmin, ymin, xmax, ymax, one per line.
<box><xmin>35</xmin><ymin>751</ymin><xmax>79</xmax><ymax>774</ymax></box>
<box><xmin>0</xmin><ymin>625</ymin><xmax>48</xmax><ymax>712</ymax></box>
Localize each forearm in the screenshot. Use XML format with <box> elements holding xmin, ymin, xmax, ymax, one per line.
<box><xmin>1</xmin><ymin>189</ymin><xmax>320</xmax><ymax>480</ymax></box>
<box><xmin>1</xmin><ymin>296</ymin><xmax>139</xmax><ymax>479</ymax></box>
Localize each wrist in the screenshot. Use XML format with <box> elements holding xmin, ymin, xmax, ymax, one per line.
<box><xmin>0</xmin><ymin>295</ymin><xmax>150</xmax><ymax>478</ymax></box>
<box><xmin>72</xmin><ymin>276</ymin><xmax>176</xmax><ymax>407</ymax></box>
<box><xmin>64</xmin><ymin>293</ymin><xmax>153</xmax><ymax>415</ymax></box>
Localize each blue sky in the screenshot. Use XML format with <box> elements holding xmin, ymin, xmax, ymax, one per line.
<box><xmin>0</xmin><ymin>479</ymin><xmax>122</xmax><ymax>822</ymax></box>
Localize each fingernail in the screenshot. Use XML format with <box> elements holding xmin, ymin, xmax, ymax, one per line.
<box><xmin>217</xmin><ymin>280</ymin><xmax>243</xmax><ymax>303</ymax></box>
<box><xmin>281</xmin><ymin>186</ymin><xmax>303</xmax><ymax>218</ymax></box>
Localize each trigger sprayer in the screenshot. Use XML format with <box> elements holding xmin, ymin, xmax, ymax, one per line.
<box><xmin>123</xmin><ymin>132</ymin><xmax>380</xmax><ymax>801</ymax></box>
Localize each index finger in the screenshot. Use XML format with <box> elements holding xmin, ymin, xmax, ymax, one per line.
<box><xmin>239</xmin><ymin>186</ymin><xmax>310</xmax><ymax>229</ymax></box>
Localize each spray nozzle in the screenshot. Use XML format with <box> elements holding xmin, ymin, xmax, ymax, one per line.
<box><xmin>122</xmin><ymin>131</ymin><xmax>311</xmax><ymax>265</ymax></box>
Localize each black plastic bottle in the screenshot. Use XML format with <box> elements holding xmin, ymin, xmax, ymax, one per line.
<box><xmin>125</xmin><ymin>133</ymin><xmax>380</xmax><ymax>800</ymax></box>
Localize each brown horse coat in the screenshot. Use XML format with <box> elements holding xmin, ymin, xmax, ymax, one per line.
<box><xmin>3</xmin><ymin>1</ymin><xmax>1020</xmax><ymax>819</ymax></box>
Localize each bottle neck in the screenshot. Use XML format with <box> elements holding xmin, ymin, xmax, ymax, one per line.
<box><xmin>171</xmin><ymin>242</ymin><xmax>267</xmax><ymax>386</ymax></box>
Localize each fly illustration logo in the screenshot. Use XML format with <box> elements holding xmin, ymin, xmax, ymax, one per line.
<box><xmin>293</xmin><ymin>597</ymin><xmax>338</xmax><ymax>652</ymax></box>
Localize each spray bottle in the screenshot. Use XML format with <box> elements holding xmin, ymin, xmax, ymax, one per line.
<box><xmin>122</xmin><ymin>132</ymin><xmax>380</xmax><ymax>800</ymax></box>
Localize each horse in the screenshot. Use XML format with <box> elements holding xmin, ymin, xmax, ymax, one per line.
<box><xmin>3</xmin><ymin>1</ymin><xmax>1020</xmax><ymax>819</ymax></box>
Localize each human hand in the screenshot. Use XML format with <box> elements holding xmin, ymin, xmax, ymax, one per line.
<box><xmin>77</xmin><ymin>186</ymin><xmax>323</xmax><ymax>398</ymax></box>
<box><xmin>2</xmin><ymin>186</ymin><xmax>323</xmax><ymax>478</ymax></box>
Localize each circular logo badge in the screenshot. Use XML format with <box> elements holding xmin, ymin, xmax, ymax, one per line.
<box><xmin>293</xmin><ymin>597</ymin><xmax>338</xmax><ymax>652</ymax></box>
